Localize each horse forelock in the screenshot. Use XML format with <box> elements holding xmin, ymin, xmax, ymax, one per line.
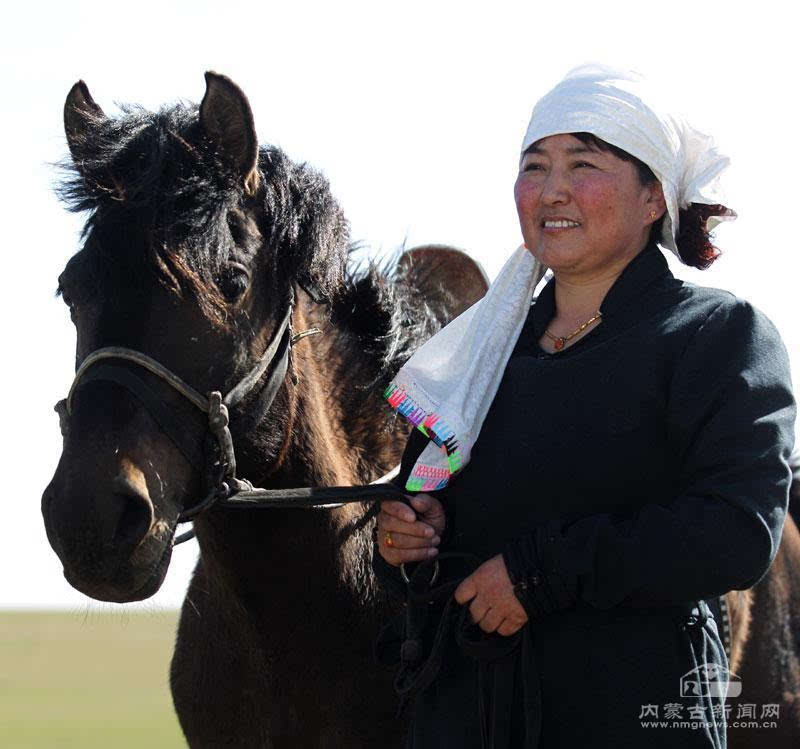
<box><xmin>58</xmin><ymin>103</ymin><xmax>234</xmax><ymax>315</ymax></box>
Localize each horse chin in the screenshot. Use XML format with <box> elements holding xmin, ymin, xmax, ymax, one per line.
<box><xmin>62</xmin><ymin>529</ymin><xmax>175</xmax><ymax>604</ymax></box>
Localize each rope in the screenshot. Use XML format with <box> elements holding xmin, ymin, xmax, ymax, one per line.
<box><xmin>172</xmin><ymin>466</ymin><xmax>405</xmax><ymax>545</ymax></box>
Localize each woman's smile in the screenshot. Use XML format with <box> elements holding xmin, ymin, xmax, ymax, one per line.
<box><xmin>540</xmin><ymin>217</ymin><xmax>581</xmax><ymax>232</ymax></box>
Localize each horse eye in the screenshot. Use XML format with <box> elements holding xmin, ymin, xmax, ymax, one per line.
<box><xmin>217</xmin><ymin>266</ymin><xmax>251</xmax><ymax>301</ymax></box>
<box><xmin>57</xmin><ymin>285</ymin><xmax>78</xmax><ymax>319</ymax></box>
<box><xmin>227</xmin><ymin>214</ymin><xmax>247</xmax><ymax>245</ymax></box>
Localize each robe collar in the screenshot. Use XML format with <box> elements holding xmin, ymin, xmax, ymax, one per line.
<box><xmin>530</xmin><ymin>241</ymin><xmax>673</xmax><ymax>343</ymax></box>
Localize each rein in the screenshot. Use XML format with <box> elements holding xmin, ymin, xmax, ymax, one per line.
<box><xmin>55</xmin><ymin>288</ymin><xmax>408</xmax><ymax>545</ymax></box>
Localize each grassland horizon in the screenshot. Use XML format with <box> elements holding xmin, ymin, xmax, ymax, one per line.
<box><xmin>1</xmin><ymin>610</ymin><xmax>186</xmax><ymax>747</ymax></box>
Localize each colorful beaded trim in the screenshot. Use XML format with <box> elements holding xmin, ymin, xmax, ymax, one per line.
<box><xmin>384</xmin><ymin>383</ymin><xmax>462</xmax><ymax>491</ymax></box>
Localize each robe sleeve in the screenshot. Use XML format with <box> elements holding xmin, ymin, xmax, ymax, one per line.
<box><xmin>503</xmin><ymin>298</ymin><xmax>797</xmax><ymax>615</ymax></box>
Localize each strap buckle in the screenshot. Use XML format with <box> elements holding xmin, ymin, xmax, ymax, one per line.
<box><xmin>400</xmin><ymin>560</ymin><xmax>440</xmax><ymax>586</ymax></box>
<box><xmin>207</xmin><ymin>391</ymin><xmax>236</xmax><ymax>480</ymax></box>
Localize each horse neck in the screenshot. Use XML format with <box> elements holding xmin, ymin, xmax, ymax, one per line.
<box><xmin>193</xmin><ymin>297</ymin><xmax>403</xmax><ymax>612</ymax></box>
<box><xmin>277</xmin><ymin>297</ymin><xmax>403</xmax><ymax>566</ymax></box>
<box><xmin>280</xmin><ymin>293</ymin><xmax>403</xmax><ymax>485</ymax></box>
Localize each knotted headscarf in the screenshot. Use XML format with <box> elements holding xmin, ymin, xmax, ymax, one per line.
<box><xmin>385</xmin><ymin>64</ymin><xmax>735</xmax><ymax>491</ymax></box>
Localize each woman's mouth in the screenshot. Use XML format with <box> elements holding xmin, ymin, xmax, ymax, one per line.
<box><xmin>542</xmin><ymin>219</ymin><xmax>580</xmax><ymax>230</ymax></box>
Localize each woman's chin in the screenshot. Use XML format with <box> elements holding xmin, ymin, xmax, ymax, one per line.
<box><xmin>529</xmin><ymin>244</ymin><xmax>583</xmax><ymax>274</ymax></box>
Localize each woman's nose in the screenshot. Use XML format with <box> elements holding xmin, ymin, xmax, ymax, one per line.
<box><xmin>541</xmin><ymin>169</ymin><xmax>570</xmax><ymax>205</ymax></box>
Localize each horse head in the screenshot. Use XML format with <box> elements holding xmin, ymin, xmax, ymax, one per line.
<box><xmin>42</xmin><ymin>73</ymin><xmax>352</xmax><ymax>602</ymax></box>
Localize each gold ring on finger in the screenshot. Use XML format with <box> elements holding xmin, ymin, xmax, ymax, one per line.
<box><xmin>385</xmin><ymin>532</ymin><xmax>394</xmax><ymax>547</ymax></box>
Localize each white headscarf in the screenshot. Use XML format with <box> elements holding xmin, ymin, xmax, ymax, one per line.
<box><xmin>522</xmin><ymin>64</ymin><xmax>735</xmax><ymax>255</ymax></box>
<box><xmin>385</xmin><ymin>64</ymin><xmax>734</xmax><ymax>491</ymax></box>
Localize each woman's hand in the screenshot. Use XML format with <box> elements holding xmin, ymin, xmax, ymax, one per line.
<box><xmin>454</xmin><ymin>554</ymin><xmax>529</xmax><ymax>636</ymax></box>
<box><xmin>377</xmin><ymin>493</ymin><xmax>445</xmax><ymax>567</ymax></box>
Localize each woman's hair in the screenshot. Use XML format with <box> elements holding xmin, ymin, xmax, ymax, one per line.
<box><xmin>528</xmin><ymin>132</ymin><xmax>728</xmax><ymax>270</ymax></box>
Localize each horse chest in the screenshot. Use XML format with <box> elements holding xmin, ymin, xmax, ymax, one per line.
<box><xmin>171</xmin><ymin>522</ymin><xmax>404</xmax><ymax>747</ymax></box>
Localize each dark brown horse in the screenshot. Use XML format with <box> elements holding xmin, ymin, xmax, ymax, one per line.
<box><xmin>42</xmin><ymin>73</ymin><xmax>800</xmax><ymax>747</ymax></box>
<box><xmin>728</xmin><ymin>464</ymin><xmax>800</xmax><ymax>747</ymax></box>
<box><xmin>43</xmin><ymin>72</ymin><xmax>487</xmax><ymax>747</ymax></box>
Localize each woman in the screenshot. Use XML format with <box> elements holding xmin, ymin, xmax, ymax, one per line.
<box><xmin>373</xmin><ymin>66</ymin><xmax>796</xmax><ymax>748</ymax></box>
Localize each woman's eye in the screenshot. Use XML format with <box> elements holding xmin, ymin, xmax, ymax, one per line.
<box><xmin>523</xmin><ymin>163</ymin><xmax>545</xmax><ymax>173</ymax></box>
<box><xmin>573</xmin><ymin>161</ymin><xmax>595</xmax><ymax>169</ymax></box>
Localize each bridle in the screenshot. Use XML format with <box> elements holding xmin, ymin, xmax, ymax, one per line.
<box><xmin>55</xmin><ymin>287</ymin><xmax>407</xmax><ymax>545</ymax></box>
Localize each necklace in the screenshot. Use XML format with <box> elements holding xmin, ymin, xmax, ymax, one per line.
<box><xmin>544</xmin><ymin>311</ymin><xmax>602</xmax><ymax>351</ymax></box>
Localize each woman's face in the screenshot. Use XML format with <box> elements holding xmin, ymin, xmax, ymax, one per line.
<box><xmin>514</xmin><ymin>134</ymin><xmax>664</xmax><ymax>280</ymax></box>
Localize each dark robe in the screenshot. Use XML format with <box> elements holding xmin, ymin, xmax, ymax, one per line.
<box><xmin>374</xmin><ymin>242</ymin><xmax>796</xmax><ymax>748</ymax></box>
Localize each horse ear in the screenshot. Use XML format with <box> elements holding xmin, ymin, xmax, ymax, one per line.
<box><xmin>200</xmin><ymin>72</ymin><xmax>260</xmax><ymax>195</ymax></box>
<box><xmin>64</xmin><ymin>80</ymin><xmax>105</xmax><ymax>162</ymax></box>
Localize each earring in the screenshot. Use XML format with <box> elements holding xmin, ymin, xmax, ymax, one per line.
<box><xmin>649</xmin><ymin>210</ymin><xmax>658</xmax><ymax>220</ymax></box>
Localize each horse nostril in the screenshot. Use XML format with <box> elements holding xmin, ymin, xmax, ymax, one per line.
<box><xmin>108</xmin><ymin>477</ymin><xmax>154</xmax><ymax>552</ymax></box>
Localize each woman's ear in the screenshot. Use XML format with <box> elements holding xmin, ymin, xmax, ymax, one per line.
<box><xmin>645</xmin><ymin>181</ymin><xmax>667</xmax><ymax>222</ymax></box>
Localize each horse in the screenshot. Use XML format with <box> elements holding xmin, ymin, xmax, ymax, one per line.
<box><xmin>43</xmin><ymin>71</ymin><xmax>487</xmax><ymax>747</ymax></box>
<box><xmin>42</xmin><ymin>73</ymin><xmax>800</xmax><ymax>747</ymax></box>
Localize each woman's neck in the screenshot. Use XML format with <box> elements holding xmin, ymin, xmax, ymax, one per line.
<box><xmin>552</xmin><ymin>272</ymin><xmax>618</xmax><ymax>323</ymax></box>
<box><xmin>536</xmin><ymin>244</ymin><xmax>650</xmax><ymax>353</ymax></box>
<box><xmin>537</xmin><ymin>274</ymin><xmax>615</xmax><ymax>354</ymax></box>
<box><xmin>550</xmin><ymin>243</ymin><xmax>649</xmax><ymax>323</ymax></box>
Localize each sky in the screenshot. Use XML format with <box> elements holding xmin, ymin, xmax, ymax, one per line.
<box><xmin>2</xmin><ymin>0</ymin><xmax>798</xmax><ymax>610</ymax></box>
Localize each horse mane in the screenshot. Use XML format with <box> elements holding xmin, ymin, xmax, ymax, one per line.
<box><xmin>328</xmin><ymin>252</ymin><xmax>453</xmax><ymax>447</ymax></box>
<box><xmin>331</xmin><ymin>252</ymin><xmax>452</xmax><ymax>385</ymax></box>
